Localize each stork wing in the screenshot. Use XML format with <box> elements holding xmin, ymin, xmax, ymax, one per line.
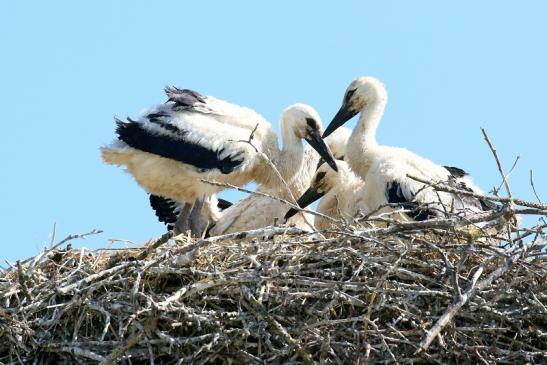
<box><xmin>385</xmin><ymin>180</ymin><xmax>436</xmax><ymax>221</ymax></box>
<box><xmin>164</xmin><ymin>86</ymin><xmax>270</xmax><ymax>130</ymax></box>
<box><xmin>149</xmin><ymin>194</ymin><xmax>180</xmax><ymax>229</ymax></box>
<box><xmin>115</xmin><ymin>114</ymin><xmax>245</xmax><ymax>174</ymax></box>
<box><xmin>443</xmin><ymin>165</ymin><xmax>468</xmax><ymax>178</ymax></box>
<box><xmin>149</xmin><ymin>194</ymin><xmax>233</xmax><ymax>230</ymax></box>
<box><xmin>444</xmin><ymin>174</ymin><xmax>498</xmax><ymax>211</ymax></box>
<box><xmin>164</xmin><ymin>86</ymin><xmax>208</xmax><ymax>112</ymax></box>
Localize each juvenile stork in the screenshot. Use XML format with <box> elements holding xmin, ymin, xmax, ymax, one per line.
<box><xmin>285</xmin><ymin>160</ymin><xmax>369</xmax><ymax>231</ymax></box>
<box><xmin>322</xmin><ymin>77</ymin><xmax>494</xmax><ymax>221</ymax></box>
<box><xmin>101</xmin><ymin>87</ymin><xmax>338</xmax><ymax>235</ymax></box>
<box><xmin>150</xmin><ymin>127</ymin><xmax>352</xmax><ymax>236</ymax></box>
<box><xmin>208</xmin><ymin>127</ymin><xmax>351</xmax><ymax>235</ymax></box>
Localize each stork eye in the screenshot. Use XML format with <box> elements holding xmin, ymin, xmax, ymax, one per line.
<box><xmin>315</xmin><ymin>171</ymin><xmax>326</xmax><ymax>184</ymax></box>
<box><xmin>344</xmin><ymin>89</ymin><xmax>357</xmax><ymax>104</ymax></box>
<box><xmin>305</xmin><ymin>117</ymin><xmax>318</xmax><ymax>130</ymax></box>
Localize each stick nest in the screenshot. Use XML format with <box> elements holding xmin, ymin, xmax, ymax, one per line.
<box><xmin>1</xmin><ymin>209</ymin><xmax>546</xmax><ymax>364</ymax></box>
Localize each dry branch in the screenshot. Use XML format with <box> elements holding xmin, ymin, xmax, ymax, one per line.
<box><xmin>1</xmin><ymin>198</ymin><xmax>546</xmax><ymax>364</ymax></box>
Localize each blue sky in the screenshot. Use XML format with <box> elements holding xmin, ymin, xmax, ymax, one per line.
<box><xmin>1</xmin><ymin>1</ymin><xmax>546</xmax><ymax>264</ymax></box>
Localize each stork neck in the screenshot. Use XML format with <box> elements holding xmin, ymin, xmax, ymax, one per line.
<box><xmin>277</xmin><ymin>133</ymin><xmax>304</xmax><ymax>180</ymax></box>
<box><xmin>356</xmin><ymin>97</ymin><xmax>386</xmax><ymax>146</ymax></box>
<box><xmin>347</xmin><ymin>97</ymin><xmax>386</xmax><ymax>178</ymax></box>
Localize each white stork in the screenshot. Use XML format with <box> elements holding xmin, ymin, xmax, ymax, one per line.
<box><xmin>285</xmin><ymin>159</ymin><xmax>369</xmax><ymax>231</ymax></box>
<box><xmin>321</xmin><ymin>76</ymin><xmax>495</xmax><ymax>221</ymax></box>
<box><xmin>101</xmin><ymin>87</ymin><xmax>338</xmax><ymax>235</ymax></box>
<box><xmin>207</xmin><ymin>127</ymin><xmax>352</xmax><ymax>235</ymax></box>
<box><xmin>150</xmin><ymin>127</ymin><xmax>352</xmax><ymax>236</ymax></box>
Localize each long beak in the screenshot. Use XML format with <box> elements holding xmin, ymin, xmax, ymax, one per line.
<box><xmin>284</xmin><ymin>186</ymin><xmax>326</xmax><ymax>220</ymax></box>
<box><xmin>305</xmin><ymin>129</ymin><xmax>338</xmax><ymax>172</ymax></box>
<box><xmin>322</xmin><ymin>104</ymin><xmax>358</xmax><ymax>138</ymax></box>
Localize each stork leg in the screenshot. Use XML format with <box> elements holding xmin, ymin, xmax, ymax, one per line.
<box><xmin>173</xmin><ymin>203</ymin><xmax>192</xmax><ymax>235</ymax></box>
<box><xmin>188</xmin><ymin>197</ymin><xmax>205</xmax><ymax>237</ymax></box>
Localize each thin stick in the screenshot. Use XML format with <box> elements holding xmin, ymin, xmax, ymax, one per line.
<box><xmin>415</xmin><ymin>245</ymin><xmax>528</xmax><ymax>353</ymax></box>
<box><xmin>407</xmin><ymin>174</ymin><xmax>547</xmax><ymax>210</ymax></box>
<box><xmin>495</xmin><ymin>155</ymin><xmax>520</xmax><ymax>194</ymax></box>
<box><xmin>136</xmin><ymin>231</ymin><xmax>174</xmax><ymax>260</ymax></box>
<box><xmin>16</xmin><ymin>260</ymin><xmax>32</xmax><ymax>302</ymax></box>
<box><xmin>99</xmin><ymin>315</ymin><xmax>157</xmax><ymax>365</ymax></box>
<box><xmin>529</xmin><ymin>170</ymin><xmax>543</xmax><ymax>204</ymax></box>
<box><xmin>481</xmin><ymin>128</ymin><xmax>512</xmax><ymax>198</ymax></box>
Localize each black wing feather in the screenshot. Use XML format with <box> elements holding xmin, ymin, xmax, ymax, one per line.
<box><xmin>149</xmin><ymin>195</ymin><xmax>233</xmax><ymax>230</ymax></box>
<box><xmin>217</xmin><ymin>198</ymin><xmax>233</xmax><ymax>210</ymax></box>
<box><xmin>149</xmin><ymin>195</ymin><xmax>179</xmax><ymax>229</ymax></box>
<box><xmin>385</xmin><ymin>181</ymin><xmax>435</xmax><ymax>221</ymax></box>
<box><xmin>443</xmin><ymin>165</ymin><xmax>468</xmax><ymax>178</ymax></box>
<box><xmin>115</xmin><ymin>119</ymin><xmax>244</xmax><ymax>174</ymax></box>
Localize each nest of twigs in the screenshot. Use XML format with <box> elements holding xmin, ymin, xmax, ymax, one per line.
<box><xmin>1</xmin><ymin>201</ymin><xmax>546</xmax><ymax>364</ymax></box>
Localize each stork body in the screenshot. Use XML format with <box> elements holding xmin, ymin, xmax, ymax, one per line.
<box><xmin>209</xmin><ymin>147</ymin><xmax>319</xmax><ymax>235</ymax></box>
<box><xmin>101</xmin><ymin>87</ymin><xmax>337</xmax><ymax>235</ymax></box>
<box><xmin>323</xmin><ymin>77</ymin><xmax>494</xmax><ymax>221</ymax></box>
<box><xmin>150</xmin><ymin>127</ymin><xmax>351</xmax><ymax>235</ymax></box>
<box><xmin>285</xmin><ymin>160</ymin><xmax>368</xmax><ymax>231</ymax></box>
<box><xmin>208</xmin><ymin>127</ymin><xmax>351</xmax><ymax>235</ymax></box>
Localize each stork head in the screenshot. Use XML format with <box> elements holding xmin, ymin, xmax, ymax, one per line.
<box><xmin>284</xmin><ymin>159</ymin><xmax>351</xmax><ymax>220</ymax></box>
<box><xmin>281</xmin><ymin>104</ymin><xmax>338</xmax><ymax>172</ymax></box>
<box><xmin>324</xmin><ymin>126</ymin><xmax>351</xmax><ymax>160</ymax></box>
<box><xmin>323</xmin><ymin>76</ymin><xmax>387</xmax><ymax>138</ymax></box>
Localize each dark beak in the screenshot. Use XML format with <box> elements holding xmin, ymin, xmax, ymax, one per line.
<box><xmin>284</xmin><ymin>186</ymin><xmax>326</xmax><ymax>220</ymax></box>
<box><xmin>305</xmin><ymin>129</ymin><xmax>338</xmax><ymax>172</ymax></box>
<box><xmin>322</xmin><ymin>104</ymin><xmax>358</xmax><ymax>138</ymax></box>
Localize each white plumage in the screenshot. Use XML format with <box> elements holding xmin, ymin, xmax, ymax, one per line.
<box><xmin>101</xmin><ymin>87</ymin><xmax>338</xmax><ymax>234</ymax></box>
<box><xmin>285</xmin><ymin>159</ymin><xmax>368</xmax><ymax>231</ymax></box>
<box><xmin>322</xmin><ymin>77</ymin><xmax>494</xmax><ymax>221</ymax></box>
<box><xmin>208</xmin><ymin>127</ymin><xmax>351</xmax><ymax>235</ymax></box>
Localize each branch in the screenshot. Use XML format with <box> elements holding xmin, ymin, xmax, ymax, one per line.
<box><xmin>481</xmin><ymin>128</ymin><xmax>513</xmax><ymax>198</ymax></box>
<box><xmin>407</xmin><ymin>174</ymin><xmax>547</xmax><ymax>211</ymax></box>
<box><xmin>415</xmin><ymin>245</ymin><xmax>529</xmax><ymax>353</ymax></box>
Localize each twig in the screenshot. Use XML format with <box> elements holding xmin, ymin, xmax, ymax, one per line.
<box><xmin>136</xmin><ymin>231</ymin><xmax>174</xmax><ymax>260</ymax></box>
<box><xmin>16</xmin><ymin>261</ymin><xmax>32</xmax><ymax>302</ymax></box>
<box><xmin>242</xmin><ymin>286</ymin><xmax>313</xmax><ymax>364</ymax></box>
<box><xmin>495</xmin><ymin>155</ymin><xmax>520</xmax><ymax>194</ymax></box>
<box><xmin>56</xmin><ymin>261</ymin><xmax>135</xmax><ymax>295</ymax></box>
<box><xmin>407</xmin><ymin>174</ymin><xmax>547</xmax><ymax>210</ymax></box>
<box><xmin>530</xmin><ymin>170</ymin><xmax>543</xmax><ymax>204</ymax></box>
<box><xmin>481</xmin><ymin>128</ymin><xmax>513</xmax><ymax>198</ymax></box>
<box><xmin>415</xmin><ymin>245</ymin><xmax>529</xmax><ymax>353</ymax></box>
<box><xmin>100</xmin><ymin>315</ymin><xmax>158</xmax><ymax>365</ymax></box>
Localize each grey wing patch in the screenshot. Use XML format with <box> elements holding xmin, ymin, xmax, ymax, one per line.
<box><xmin>444</xmin><ymin>165</ymin><xmax>468</xmax><ymax>178</ymax></box>
<box><xmin>442</xmin><ymin>166</ymin><xmax>497</xmax><ymax>211</ymax></box>
<box><xmin>164</xmin><ymin>86</ymin><xmax>206</xmax><ymax>111</ymax></box>
<box><xmin>446</xmin><ymin>179</ymin><xmax>498</xmax><ymax>212</ymax></box>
